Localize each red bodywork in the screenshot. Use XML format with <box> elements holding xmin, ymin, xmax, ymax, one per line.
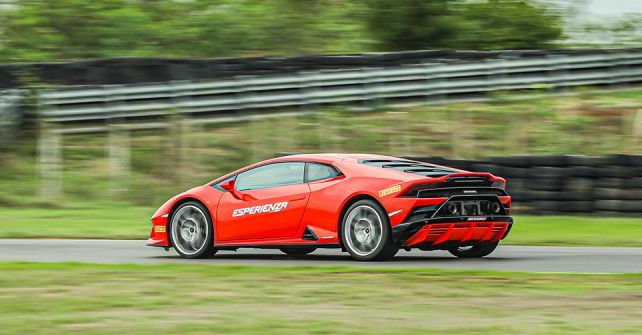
<box><xmin>147</xmin><ymin>153</ymin><xmax>512</xmax><ymax>250</ymax></box>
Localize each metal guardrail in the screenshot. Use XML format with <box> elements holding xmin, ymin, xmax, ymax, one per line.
<box><xmin>37</xmin><ymin>51</ymin><xmax>642</xmax><ymax>129</ymax></box>
<box><xmin>5</xmin><ymin>48</ymin><xmax>640</xmax><ymax>89</ymax></box>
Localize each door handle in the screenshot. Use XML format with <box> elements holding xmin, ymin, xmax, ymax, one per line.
<box><xmin>289</xmin><ymin>195</ymin><xmax>307</xmax><ymax>202</ymax></box>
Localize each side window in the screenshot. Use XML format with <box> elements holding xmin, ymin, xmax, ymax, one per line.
<box><xmin>235</xmin><ymin>162</ymin><xmax>305</xmax><ymax>191</ymax></box>
<box><xmin>307</xmin><ymin>163</ymin><xmax>340</xmax><ymax>182</ymax></box>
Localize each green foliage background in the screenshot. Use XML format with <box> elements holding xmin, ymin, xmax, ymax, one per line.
<box><xmin>0</xmin><ymin>0</ymin><xmax>564</xmax><ymax>62</ymax></box>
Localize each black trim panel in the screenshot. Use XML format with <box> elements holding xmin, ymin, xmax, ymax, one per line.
<box><xmin>302</xmin><ymin>226</ymin><xmax>319</xmax><ymax>241</ymax></box>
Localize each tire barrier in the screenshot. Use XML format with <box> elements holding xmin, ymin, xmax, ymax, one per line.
<box><xmin>2</xmin><ymin>48</ymin><xmax>641</xmax><ymax>89</ymax></box>
<box><xmin>405</xmin><ymin>154</ymin><xmax>642</xmax><ymax>216</ymax></box>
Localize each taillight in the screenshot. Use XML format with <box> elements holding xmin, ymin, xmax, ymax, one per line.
<box><xmin>402</xmin><ymin>183</ymin><xmax>439</xmax><ymax>197</ymax></box>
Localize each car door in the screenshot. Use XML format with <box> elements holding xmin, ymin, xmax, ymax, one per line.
<box><xmin>216</xmin><ymin>162</ymin><xmax>310</xmax><ymax>242</ymax></box>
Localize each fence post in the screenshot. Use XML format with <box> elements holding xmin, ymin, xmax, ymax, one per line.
<box><xmin>108</xmin><ymin>124</ymin><xmax>131</xmax><ymax>197</ymax></box>
<box><xmin>299</xmin><ymin>70</ymin><xmax>317</xmax><ymax>113</ymax></box>
<box><xmin>425</xmin><ymin>63</ymin><xmax>446</xmax><ymax>104</ymax></box>
<box><xmin>362</xmin><ymin>67</ymin><xmax>381</xmax><ymax>109</ymax></box>
<box><xmin>546</xmin><ymin>54</ymin><xmax>566</xmax><ymax>92</ymax></box>
<box><xmin>38</xmin><ymin>125</ymin><xmax>62</xmax><ymax>198</ymax></box>
<box><xmin>633</xmin><ymin>109</ymin><xmax>642</xmax><ymax>149</ymax></box>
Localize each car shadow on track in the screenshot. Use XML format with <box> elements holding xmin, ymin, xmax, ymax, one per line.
<box><xmin>150</xmin><ymin>251</ymin><xmax>526</xmax><ymax>262</ymax></box>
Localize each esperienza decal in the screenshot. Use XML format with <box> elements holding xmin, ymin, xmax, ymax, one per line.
<box><xmin>232</xmin><ymin>202</ymin><xmax>289</xmax><ymax>217</ymax></box>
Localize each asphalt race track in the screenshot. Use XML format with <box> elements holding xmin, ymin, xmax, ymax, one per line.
<box><xmin>1</xmin><ymin>239</ymin><xmax>642</xmax><ymax>273</ymax></box>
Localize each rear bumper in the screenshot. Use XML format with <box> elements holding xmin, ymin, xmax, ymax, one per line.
<box><xmin>392</xmin><ymin>216</ymin><xmax>513</xmax><ymax>248</ymax></box>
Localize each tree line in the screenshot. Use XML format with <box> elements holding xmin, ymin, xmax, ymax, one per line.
<box><xmin>0</xmin><ymin>0</ymin><xmax>565</xmax><ymax>62</ymax></box>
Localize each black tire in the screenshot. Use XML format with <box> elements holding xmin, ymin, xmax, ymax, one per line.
<box><xmin>340</xmin><ymin>199</ymin><xmax>399</xmax><ymax>261</ymax></box>
<box><xmin>559</xmin><ymin>201</ymin><xmax>593</xmax><ymax>213</ymax></box>
<box><xmin>502</xmin><ymin>167</ymin><xmax>530</xmax><ymax>179</ymax></box>
<box><xmin>597</xmin><ymin>166</ymin><xmax>632</xmax><ymax>179</ymax></box>
<box><xmin>527</xmin><ymin>190</ymin><xmax>566</xmax><ymax>201</ymax></box>
<box><xmin>530</xmin><ymin>178</ymin><xmax>562</xmax><ymax>191</ymax></box>
<box><xmin>567</xmin><ymin>155</ymin><xmax>598</xmax><ymax>167</ymax></box>
<box><xmin>506</xmin><ymin>178</ymin><xmax>526</xmax><ymax>192</ymax></box>
<box><xmin>594</xmin><ymin>188</ymin><xmax>626</xmax><ymax>200</ymax></box>
<box><xmin>505</xmin><ymin>155</ymin><xmax>532</xmax><ymax>168</ymax></box>
<box><xmin>564</xmin><ymin>178</ymin><xmax>594</xmax><ymax>192</ymax></box>
<box><xmin>531</xmin><ymin>200</ymin><xmax>561</xmax><ymax>213</ymax></box>
<box><xmin>532</xmin><ymin>167</ymin><xmax>566</xmax><ymax>179</ymax></box>
<box><xmin>594</xmin><ymin>178</ymin><xmax>624</xmax><ymax>189</ymax></box>
<box><xmin>626</xmin><ymin>178</ymin><xmax>642</xmax><ymax>189</ymax></box>
<box><xmin>533</xmin><ymin>155</ymin><xmax>568</xmax><ymax>167</ymax></box>
<box><xmin>169</xmin><ymin>201</ymin><xmax>217</xmax><ymax>259</ymax></box>
<box><xmin>279</xmin><ymin>248</ymin><xmax>317</xmax><ymax>256</ymax></box>
<box><xmin>594</xmin><ymin>200</ymin><xmax>622</xmax><ymax>212</ymax></box>
<box><xmin>568</xmin><ymin>166</ymin><xmax>596</xmax><ymax>178</ymax></box>
<box><xmin>620</xmin><ymin>200</ymin><xmax>642</xmax><ymax>213</ymax></box>
<box><xmin>448</xmin><ymin>242</ymin><xmax>499</xmax><ymax>258</ymax></box>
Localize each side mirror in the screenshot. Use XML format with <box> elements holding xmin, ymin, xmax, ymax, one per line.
<box><xmin>219</xmin><ymin>179</ymin><xmax>235</xmax><ymax>192</ymax></box>
<box><xmin>219</xmin><ymin>179</ymin><xmax>242</xmax><ymax>200</ymax></box>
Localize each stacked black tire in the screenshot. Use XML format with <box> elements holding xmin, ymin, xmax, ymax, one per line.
<box><xmin>406</xmin><ymin>155</ymin><xmax>642</xmax><ymax>216</ymax></box>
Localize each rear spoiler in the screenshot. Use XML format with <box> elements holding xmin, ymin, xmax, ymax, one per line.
<box><xmin>401</xmin><ymin>172</ymin><xmax>506</xmax><ymax>197</ymax></box>
<box><xmin>444</xmin><ymin>173</ymin><xmax>504</xmax><ymax>183</ymax></box>
<box><xmin>424</xmin><ymin>172</ymin><xmax>504</xmax><ymax>183</ymax></box>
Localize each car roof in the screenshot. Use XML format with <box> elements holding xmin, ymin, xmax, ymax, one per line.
<box><xmin>274</xmin><ymin>153</ymin><xmax>400</xmax><ymax>163</ymax></box>
<box><xmin>274</xmin><ymin>153</ymin><xmax>463</xmax><ymax>178</ymax></box>
<box><xmin>208</xmin><ymin>153</ymin><xmax>466</xmax><ymax>185</ymax></box>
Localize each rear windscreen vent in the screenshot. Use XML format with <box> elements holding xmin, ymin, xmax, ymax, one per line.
<box><xmin>360</xmin><ymin>159</ymin><xmax>458</xmax><ymax>177</ymax></box>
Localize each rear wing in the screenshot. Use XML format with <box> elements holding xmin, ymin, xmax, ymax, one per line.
<box><xmin>401</xmin><ymin>172</ymin><xmax>506</xmax><ymax>197</ymax></box>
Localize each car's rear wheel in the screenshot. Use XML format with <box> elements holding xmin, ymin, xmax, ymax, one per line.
<box><xmin>279</xmin><ymin>247</ymin><xmax>317</xmax><ymax>256</ymax></box>
<box><xmin>448</xmin><ymin>242</ymin><xmax>499</xmax><ymax>258</ymax></box>
<box><xmin>341</xmin><ymin>199</ymin><xmax>399</xmax><ymax>261</ymax></box>
<box><xmin>169</xmin><ymin>201</ymin><xmax>217</xmax><ymax>259</ymax></box>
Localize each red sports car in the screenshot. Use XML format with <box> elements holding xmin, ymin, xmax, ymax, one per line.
<box><xmin>147</xmin><ymin>154</ymin><xmax>513</xmax><ymax>261</ymax></box>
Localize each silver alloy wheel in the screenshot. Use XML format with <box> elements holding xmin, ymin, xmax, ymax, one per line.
<box><xmin>170</xmin><ymin>205</ymin><xmax>209</xmax><ymax>256</ymax></box>
<box><xmin>457</xmin><ymin>246</ymin><xmax>474</xmax><ymax>252</ymax></box>
<box><xmin>343</xmin><ymin>205</ymin><xmax>384</xmax><ymax>257</ymax></box>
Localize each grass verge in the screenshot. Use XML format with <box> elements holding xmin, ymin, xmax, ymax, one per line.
<box><xmin>0</xmin><ymin>205</ymin><xmax>152</xmax><ymax>240</ymax></box>
<box><xmin>1</xmin><ymin>205</ymin><xmax>642</xmax><ymax>246</ymax></box>
<box><xmin>0</xmin><ymin>262</ymin><xmax>641</xmax><ymax>335</ymax></box>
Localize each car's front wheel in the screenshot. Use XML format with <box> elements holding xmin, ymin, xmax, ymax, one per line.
<box><xmin>169</xmin><ymin>201</ymin><xmax>217</xmax><ymax>259</ymax></box>
<box><xmin>448</xmin><ymin>242</ymin><xmax>499</xmax><ymax>258</ymax></box>
<box><xmin>341</xmin><ymin>199</ymin><xmax>399</xmax><ymax>261</ymax></box>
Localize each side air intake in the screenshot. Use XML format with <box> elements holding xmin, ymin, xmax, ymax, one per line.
<box><xmin>302</xmin><ymin>226</ymin><xmax>318</xmax><ymax>241</ymax></box>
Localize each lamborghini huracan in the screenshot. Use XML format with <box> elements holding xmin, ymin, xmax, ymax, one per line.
<box><xmin>147</xmin><ymin>154</ymin><xmax>513</xmax><ymax>261</ymax></box>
